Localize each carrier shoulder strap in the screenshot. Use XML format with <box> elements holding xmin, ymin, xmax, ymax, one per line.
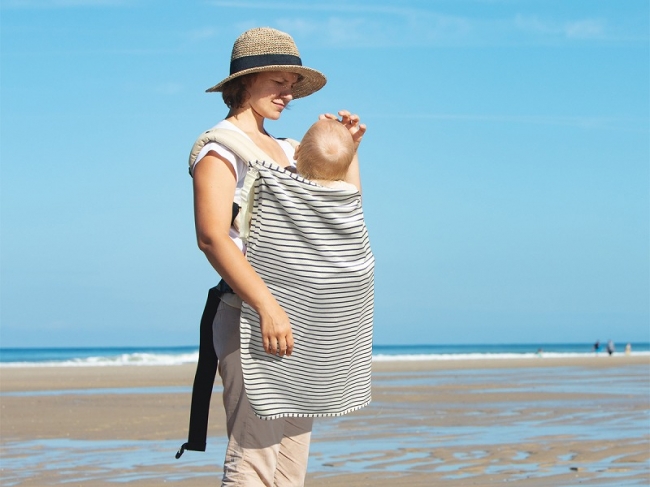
<box><xmin>188</xmin><ymin>128</ymin><xmax>299</xmax><ymax>176</ymax></box>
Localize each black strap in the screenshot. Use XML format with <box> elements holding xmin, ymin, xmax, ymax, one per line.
<box><xmin>175</xmin><ymin>284</ymin><xmax>225</xmax><ymax>458</ymax></box>
<box><xmin>231</xmin><ymin>202</ymin><xmax>240</xmax><ymax>226</ymax></box>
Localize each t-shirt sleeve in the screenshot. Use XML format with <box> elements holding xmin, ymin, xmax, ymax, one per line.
<box><xmin>192</xmin><ymin>142</ymin><xmax>241</xmax><ymax>179</ymax></box>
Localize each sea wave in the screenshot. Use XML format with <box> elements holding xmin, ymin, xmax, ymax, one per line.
<box><xmin>0</xmin><ymin>350</ymin><xmax>648</xmax><ymax>367</ymax></box>
<box><xmin>373</xmin><ymin>351</ymin><xmax>650</xmax><ymax>361</ymax></box>
<box><xmin>0</xmin><ymin>352</ymin><xmax>200</xmax><ymax>368</ymax></box>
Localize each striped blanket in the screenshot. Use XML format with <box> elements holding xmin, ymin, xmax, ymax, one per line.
<box><xmin>239</xmin><ymin>160</ymin><xmax>375</xmax><ymax>419</ymax></box>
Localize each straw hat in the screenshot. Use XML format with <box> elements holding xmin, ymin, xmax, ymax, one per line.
<box><xmin>206</xmin><ymin>27</ymin><xmax>327</xmax><ymax>99</ymax></box>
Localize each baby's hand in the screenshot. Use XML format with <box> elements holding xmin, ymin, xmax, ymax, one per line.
<box><xmin>319</xmin><ymin>110</ymin><xmax>366</xmax><ymax>151</ymax></box>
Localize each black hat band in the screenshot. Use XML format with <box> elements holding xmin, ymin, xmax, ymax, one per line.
<box><xmin>230</xmin><ymin>54</ymin><xmax>303</xmax><ymax>76</ymax></box>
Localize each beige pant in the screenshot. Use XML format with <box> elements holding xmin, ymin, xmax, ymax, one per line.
<box><xmin>213</xmin><ymin>296</ymin><xmax>313</xmax><ymax>487</ymax></box>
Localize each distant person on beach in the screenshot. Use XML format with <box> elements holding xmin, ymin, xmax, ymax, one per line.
<box><xmin>625</xmin><ymin>343</ymin><xmax>631</xmax><ymax>355</ymax></box>
<box><xmin>606</xmin><ymin>339</ymin><xmax>615</xmax><ymax>356</ymax></box>
<box><xmin>593</xmin><ymin>340</ymin><xmax>600</xmax><ymax>353</ymax></box>
<box><xmin>294</xmin><ymin>118</ymin><xmax>358</xmax><ymax>191</ymax></box>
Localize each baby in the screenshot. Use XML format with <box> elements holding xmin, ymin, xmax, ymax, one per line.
<box><xmin>294</xmin><ymin>119</ymin><xmax>358</xmax><ymax>191</ymax></box>
<box><xmin>233</xmin><ymin>119</ymin><xmax>358</xmax><ymax>232</ymax></box>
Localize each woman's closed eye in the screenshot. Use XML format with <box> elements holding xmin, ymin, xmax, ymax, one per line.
<box><xmin>274</xmin><ymin>79</ymin><xmax>296</xmax><ymax>90</ymax></box>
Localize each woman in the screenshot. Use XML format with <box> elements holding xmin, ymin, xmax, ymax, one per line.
<box><xmin>190</xmin><ymin>27</ymin><xmax>365</xmax><ymax>486</ymax></box>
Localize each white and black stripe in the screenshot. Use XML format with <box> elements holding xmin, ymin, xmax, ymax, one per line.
<box><xmin>240</xmin><ymin>161</ymin><xmax>375</xmax><ymax>420</ymax></box>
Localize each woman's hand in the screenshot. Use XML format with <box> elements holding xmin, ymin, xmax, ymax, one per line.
<box><xmin>258</xmin><ymin>301</ymin><xmax>294</xmax><ymax>357</ymax></box>
<box><xmin>319</xmin><ymin>110</ymin><xmax>366</xmax><ymax>151</ymax></box>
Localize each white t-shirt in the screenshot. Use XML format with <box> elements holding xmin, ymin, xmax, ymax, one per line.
<box><xmin>191</xmin><ymin>120</ymin><xmax>296</xmax><ymax>252</ymax></box>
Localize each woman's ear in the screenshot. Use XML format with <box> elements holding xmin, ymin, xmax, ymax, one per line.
<box><xmin>293</xmin><ymin>144</ymin><xmax>301</xmax><ymax>160</ymax></box>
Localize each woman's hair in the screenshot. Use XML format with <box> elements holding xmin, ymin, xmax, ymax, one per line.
<box><xmin>297</xmin><ymin>120</ymin><xmax>355</xmax><ymax>181</ymax></box>
<box><xmin>221</xmin><ymin>73</ymin><xmax>257</xmax><ymax>109</ymax></box>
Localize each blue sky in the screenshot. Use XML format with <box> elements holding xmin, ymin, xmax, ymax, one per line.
<box><xmin>1</xmin><ymin>0</ymin><xmax>648</xmax><ymax>348</ymax></box>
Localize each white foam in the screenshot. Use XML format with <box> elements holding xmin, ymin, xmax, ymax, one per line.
<box><xmin>372</xmin><ymin>351</ymin><xmax>650</xmax><ymax>362</ymax></box>
<box><xmin>1</xmin><ymin>350</ymin><xmax>648</xmax><ymax>368</ymax></box>
<box><xmin>0</xmin><ymin>352</ymin><xmax>200</xmax><ymax>368</ymax></box>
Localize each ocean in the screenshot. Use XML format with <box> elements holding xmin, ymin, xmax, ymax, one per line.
<box><xmin>1</xmin><ymin>342</ymin><xmax>648</xmax><ymax>367</ymax></box>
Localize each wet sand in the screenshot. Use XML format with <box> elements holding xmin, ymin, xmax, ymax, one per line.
<box><xmin>1</xmin><ymin>355</ymin><xmax>648</xmax><ymax>486</ymax></box>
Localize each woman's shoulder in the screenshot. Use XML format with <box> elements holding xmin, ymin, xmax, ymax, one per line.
<box><xmin>190</xmin><ymin>121</ymin><xmax>245</xmax><ymax>173</ymax></box>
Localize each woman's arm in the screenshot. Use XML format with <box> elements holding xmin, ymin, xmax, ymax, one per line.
<box><xmin>193</xmin><ymin>153</ymin><xmax>293</xmax><ymax>356</ymax></box>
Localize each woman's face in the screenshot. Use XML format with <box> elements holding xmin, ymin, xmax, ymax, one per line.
<box><xmin>246</xmin><ymin>71</ymin><xmax>300</xmax><ymax>120</ymax></box>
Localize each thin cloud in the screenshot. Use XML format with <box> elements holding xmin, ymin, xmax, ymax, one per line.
<box><xmin>515</xmin><ymin>15</ymin><xmax>607</xmax><ymax>41</ymax></box>
<box><xmin>208</xmin><ymin>1</ymin><xmax>436</xmax><ymax>17</ymax></box>
<box><xmin>210</xmin><ymin>1</ymin><xmax>477</xmax><ymax>47</ymax></box>
<box><xmin>2</xmin><ymin>0</ymin><xmax>132</xmax><ymax>8</ymax></box>
<box><xmin>274</xmin><ymin>14</ymin><xmax>473</xmax><ymax>48</ymax></box>
<box><xmin>187</xmin><ymin>27</ymin><xmax>219</xmax><ymax>42</ymax></box>
<box><xmin>208</xmin><ymin>1</ymin><xmax>646</xmax><ymax>47</ymax></box>
<box><xmin>155</xmin><ymin>82</ymin><xmax>184</xmax><ymax>95</ymax></box>
<box><xmin>375</xmin><ymin>113</ymin><xmax>649</xmax><ymax>131</ymax></box>
<box><xmin>564</xmin><ymin>19</ymin><xmax>605</xmax><ymax>40</ymax></box>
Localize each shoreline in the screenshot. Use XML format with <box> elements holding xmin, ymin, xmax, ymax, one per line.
<box><xmin>2</xmin><ymin>345</ymin><xmax>647</xmax><ymax>369</ymax></box>
<box><xmin>1</xmin><ymin>354</ymin><xmax>646</xmax><ymax>392</ymax></box>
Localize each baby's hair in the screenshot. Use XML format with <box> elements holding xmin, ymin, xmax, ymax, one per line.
<box><xmin>297</xmin><ymin>119</ymin><xmax>354</xmax><ymax>181</ymax></box>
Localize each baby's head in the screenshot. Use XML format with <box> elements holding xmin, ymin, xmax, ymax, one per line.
<box><xmin>295</xmin><ymin>119</ymin><xmax>355</xmax><ymax>181</ymax></box>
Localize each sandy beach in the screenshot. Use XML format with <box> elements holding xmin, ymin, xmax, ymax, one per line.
<box><xmin>1</xmin><ymin>355</ymin><xmax>648</xmax><ymax>486</ymax></box>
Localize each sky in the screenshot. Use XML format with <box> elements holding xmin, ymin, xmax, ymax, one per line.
<box><xmin>1</xmin><ymin>0</ymin><xmax>648</xmax><ymax>348</ymax></box>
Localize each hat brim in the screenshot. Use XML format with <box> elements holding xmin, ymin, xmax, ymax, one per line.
<box><xmin>205</xmin><ymin>65</ymin><xmax>326</xmax><ymax>99</ymax></box>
